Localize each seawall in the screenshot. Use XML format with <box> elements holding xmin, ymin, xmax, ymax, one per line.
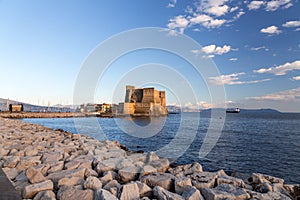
<box><xmin>0</xmin><ymin>118</ymin><xmax>299</xmax><ymax>200</ymax></box>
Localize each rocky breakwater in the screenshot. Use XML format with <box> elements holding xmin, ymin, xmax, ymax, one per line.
<box><xmin>0</xmin><ymin>112</ymin><xmax>86</xmax><ymax>119</ymax></box>
<box><xmin>0</xmin><ymin>118</ymin><xmax>299</xmax><ymax>200</ymax></box>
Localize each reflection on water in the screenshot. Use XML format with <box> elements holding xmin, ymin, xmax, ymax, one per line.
<box><xmin>131</xmin><ymin>117</ymin><xmax>151</xmax><ymax>126</ymax></box>
<box><xmin>23</xmin><ymin>112</ymin><xmax>300</xmax><ymax>183</ymax></box>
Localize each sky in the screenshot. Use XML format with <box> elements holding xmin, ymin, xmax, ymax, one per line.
<box><xmin>0</xmin><ymin>0</ymin><xmax>299</xmax><ymax>112</ymax></box>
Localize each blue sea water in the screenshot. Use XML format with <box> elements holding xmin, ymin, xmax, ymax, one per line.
<box><xmin>23</xmin><ymin>112</ymin><xmax>300</xmax><ymax>183</ymax></box>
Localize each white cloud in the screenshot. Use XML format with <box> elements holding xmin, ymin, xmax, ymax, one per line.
<box><xmin>248</xmin><ymin>1</ymin><xmax>265</xmax><ymax>10</ymax></box>
<box><xmin>230</xmin><ymin>6</ymin><xmax>239</xmax><ymax>12</ymax></box>
<box><xmin>205</xmin><ymin>4</ymin><xmax>230</xmax><ymax>16</ymax></box>
<box><xmin>233</xmin><ymin>11</ymin><xmax>245</xmax><ymax>20</ymax></box>
<box><xmin>167</xmin><ymin>0</ymin><xmax>246</xmax><ymax>31</ymax></box>
<box><xmin>246</xmin><ymin>87</ymin><xmax>300</xmax><ymax>101</ymax></box>
<box><xmin>283</xmin><ymin>20</ymin><xmax>300</xmax><ymax>28</ymax></box>
<box><xmin>266</xmin><ymin>0</ymin><xmax>292</xmax><ymax>11</ymax></box>
<box><xmin>198</xmin><ymin>0</ymin><xmax>230</xmax><ymax>16</ymax></box>
<box><xmin>260</xmin><ymin>25</ymin><xmax>281</xmax><ymax>34</ymax></box>
<box><xmin>254</xmin><ymin>60</ymin><xmax>300</xmax><ymax>75</ymax></box>
<box><xmin>190</xmin><ymin>14</ymin><xmax>226</xmax><ymax>28</ymax></box>
<box><xmin>197</xmin><ymin>101</ymin><xmax>213</xmax><ymax>109</ymax></box>
<box><xmin>292</xmin><ymin>76</ymin><xmax>300</xmax><ymax>81</ymax></box>
<box><xmin>167</xmin><ymin>0</ymin><xmax>177</xmax><ymax>8</ymax></box>
<box><xmin>200</xmin><ymin>44</ymin><xmax>231</xmax><ymax>55</ymax></box>
<box><xmin>167</xmin><ymin>15</ymin><xmax>189</xmax><ymax>34</ymax></box>
<box><xmin>229</xmin><ymin>58</ymin><xmax>238</xmax><ymax>61</ymax></box>
<box><xmin>208</xmin><ymin>72</ymin><xmax>270</xmax><ymax>85</ymax></box>
<box><xmin>251</xmin><ymin>46</ymin><xmax>269</xmax><ymax>51</ymax></box>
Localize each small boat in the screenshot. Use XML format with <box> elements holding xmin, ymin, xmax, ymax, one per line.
<box><xmin>226</xmin><ymin>108</ymin><xmax>240</xmax><ymax>113</ymax></box>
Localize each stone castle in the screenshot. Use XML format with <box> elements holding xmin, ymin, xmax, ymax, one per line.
<box><xmin>118</xmin><ymin>85</ymin><xmax>168</xmax><ymax>116</ymax></box>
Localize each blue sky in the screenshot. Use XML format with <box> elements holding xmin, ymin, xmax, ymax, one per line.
<box><xmin>0</xmin><ymin>0</ymin><xmax>299</xmax><ymax>112</ymax></box>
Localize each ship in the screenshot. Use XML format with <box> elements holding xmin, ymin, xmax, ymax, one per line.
<box><xmin>226</xmin><ymin>108</ymin><xmax>240</xmax><ymax>113</ymax></box>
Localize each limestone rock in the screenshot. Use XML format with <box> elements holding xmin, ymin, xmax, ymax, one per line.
<box><xmin>100</xmin><ymin>171</ymin><xmax>117</xmax><ymax>186</ymax></box>
<box><xmin>146</xmin><ymin>152</ymin><xmax>160</xmax><ymax>162</ymax></box>
<box><xmin>26</xmin><ymin>167</ymin><xmax>47</xmax><ymax>184</ymax></box>
<box><xmin>47</xmin><ymin>161</ymin><xmax>64</xmax><ymax>173</ymax></box>
<box><xmin>94</xmin><ymin>188</ymin><xmax>118</xmax><ymax>200</ymax></box>
<box><xmin>182</xmin><ymin>186</ymin><xmax>204</xmax><ymax>200</ymax></box>
<box><xmin>25</xmin><ymin>149</ymin><xmax>39</xmax><ymax>157</ymax></box>
<box><xmin>0</xmin><ymin>147</ymin><xmax>9</xmax><ymax>156</ymax></box>
<box><xmin>95</xmin><ymin>158</ymin><xmax>123</xmax><ymax>174</ymax></box>
<box><xmin>248</xmin><ymin>173</ymin><xmax>284</xmax><ymax>185</ymax></box>
<box><xmin>188</xmin><ymin>172</ymin><xmax>218</xmax><ymax>189</ymax></box>
<box><xmin>153</xmin><ymin>186</ymin><xmax>184</xmax><ymax>200</ymax></box>
<box><xmin>217</xmin><ymin>175</ymin><xmax>246</xmax><ymax>188</ymax></box>
<box><xmin>22</xmin><ymin>180</ymin><xmax>54</xmax><ymax>199</ymax></box>
<box><xmin>201</xmin><ymin>184</ymin><xmax>250</xmax><ymax>200</ymax></box>
<box><xmin>140</xmin><ymin>172</ymin><xmax>176</xmax><ymax>191</ymax></box>
<box><xmin>42</xmin><ymin>152</ymin><xmax>62</xmax><ymax>163</ymax></box>
<box><xmin>14</xmin><ymin>180</ymin><xmax>31</xmax><ymax>195</ymax></box>
<box><xmin>85</xmin><ymin>168</ymin><xmax>98</xmax><ymax>178</ymax></box>
<box><xmin>65</xmin><ymin>155</ymin><xmax>93</xmax><ymax>170</ymax></box>
<box><xmin>140</xmin><ymin>165</ymin><xmax>157</xmax><ymax>177</ymax></box>
<box><xmin>284</xmin><ymin>184</ymin><xmax>300</xmax><ymax>199</ymax></box>
<box><xmin>175</xmin><ymin>176</ymin><xmax>192</xmax><ymax>195</ymax></box>
<box><xmin>64</xmin><ymin>160</ymin><xmax>81</xmax><ymax>170</ymax></box>
<box><xmin>58</xmin><ymin>177</ymin><xmax>85</xmax><ymax>187</ymax></box>
<box><xmin>57</xmin><ymin>186</ymin><xmax>94</xmax><ymax>200</ymax></box>
<box><xmin>84</xmin><ymin>176</ymin><xmax>102</xmax><ymax>190</ymax></box>
<box><xmin>103</xmin><ymin>180</ymin><xmax>122</xmax><ymax>196</ymax></box>
<box><xmin>118</xmin><ymin>182</ymin><xmax>140</xmax><ymax>200</ymax></box>
<box><xmin>255</xmin><ymin>182</ymin><xmax>273</xmax><ymax>193</ymax></box>
<box><xmin>168</xmin><ymin>162</ymin><xmax>203</xmax><ymax>177</ymax></box>
<box><xmin>2</xmin><ymin>156</ymin><xmax>20</xmax><ymax>168</ymax></box>
<box><xmin>272</xmin><ymin>183</ymin><xmax>292</xmax><ymax>198</ymax></box>
<box><xmin>136</xmin><ymin>181</ymin><xmax>152</xmax><ymax>198</ymax></box>
<box><xmin>2</xmin><ymin>167</ymin><xmax>19</xmax><ymax>180</ymax></box>
<box><xmin>117</xmin><ymin>166</ymin><xmax>140</xmax><ymax>183</ymax></box>
<box><xmin>248</xmin><ymin>190</ymin><xmax>291</xmax><ymax>200</ymax></box>
<box><xmin>116</xmin><ymin>159</ymin><xmax>134</xmax><ymax>170</ymax></box>
<box><xmin>33</xmin><ymin>190</ymin><xmax>56</xmax><ymax>200</ymax></box>
<box><xmin>15</xmin><ymin>171</ymin><xmax>28</xmax><ymax>182</ymax></box>
<box><xmin>34</xmin><ymin>163</ymin><xmax>51</xmax><ymax>176</ymax></box>
<box><xmin>16</xmin><ymin>156</ymin><xmax>42</xmax><ymax>172</ymax></box>
<box><xmin>46</xmin><ymin>168</ymin><xmax>85</xmax><ymax>183</ymax></box>
<box><xmin>127</xmin><ymin>153</ymin><xmax>146</xmax><ymax>163</ymax></box>
<box><xmin>149</xmin><ymin>159</ymin><xmax>169</xmax><ymax>172</ymax></box>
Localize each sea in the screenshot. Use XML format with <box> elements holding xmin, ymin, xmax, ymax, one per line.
<box><xmin>23</xmin><ymin>111</ymin><xmax>300</xmax><ymax>184</ymax></box>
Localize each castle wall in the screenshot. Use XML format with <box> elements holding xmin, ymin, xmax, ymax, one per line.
<box><xmin>119</xmin><ymin>86</ymin><xmax>168</xmax><ymax>116</ymax></box>
<box><xmin>118</xmin><ymin>102</ymin><xmax>135</xmax><ymax>115</ymax></box>
<box><xmin>135</xmin><ymin>102</ymin><xmax>150</xmax><ymax>114</ymax></box>
<box><xmin>142</xmin><ymin>88</ymin><xmax>154</xmax><ymax>103</ymax></box>
<box><xmin>159</xmin><ymin>91</ymin><xmax>166</xmax><ymax>107</ymax></box>
<box><xmin>153</xmin><ymin>90</ymin><xmax>161</xmax><ymax>104</ymax></box>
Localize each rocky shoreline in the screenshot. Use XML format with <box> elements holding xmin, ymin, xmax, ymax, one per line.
<box><xmin>0</xmin><ymin>117</ymin><xmax>299</xmax><ymax>200</ymax></box>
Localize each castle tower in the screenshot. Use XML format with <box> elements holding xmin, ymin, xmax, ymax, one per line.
<box><xmin>125</xmin><ymin>85</ymin><xmax>135</xmax><ymax>103</ymax></box>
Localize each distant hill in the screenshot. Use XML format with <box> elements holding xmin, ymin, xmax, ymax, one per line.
<box><xmin>240</xmin><ymin>108</ymin><xmax>281</xmax><ymax>114</ymax></box>
<box><xmin>199</xmin><ymin>108</ymin><xmax>281</xmax><ymax>114</ymax></box>
<box><xmin>166</xmin><ymin>106</ymin><xmax>282</xmax><ymax>114</ymax></box>
<box><xmin>0</xmin><ymin>98</ymin><xmax>75</xmax><ymax>112</ymax></box>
